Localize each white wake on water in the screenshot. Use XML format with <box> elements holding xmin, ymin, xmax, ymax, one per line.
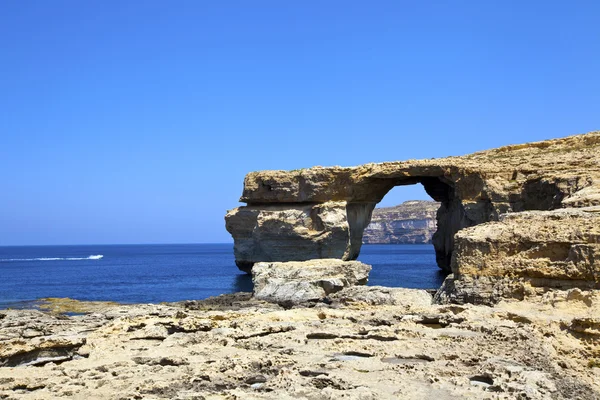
<box><xmin>0</xmin><ymin>255</ymin><xmax>104</xmax><ymax>262</ymax></box>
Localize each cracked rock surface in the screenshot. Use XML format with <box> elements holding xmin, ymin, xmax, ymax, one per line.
<box><xmin>1</xmin><ymin>288</ymin><xmax>599</xmax><ymax>399</ymax></box>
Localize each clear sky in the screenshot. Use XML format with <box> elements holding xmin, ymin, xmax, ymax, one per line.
<box><xmin>1</xmin><ymin>1</ymin><xmax>599</xmax><ymax>245</ymax></box>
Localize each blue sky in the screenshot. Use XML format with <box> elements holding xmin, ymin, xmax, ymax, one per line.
<box><xmin>1</xmin><ymin>1</ymin><xmax>599</xmax><ymax>245</ymax></box>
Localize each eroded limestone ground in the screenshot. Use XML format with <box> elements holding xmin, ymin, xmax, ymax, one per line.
<box><xmin>1</xmin><ymin>289</ymin><xmax>599</xmax><ymax>400</ymax></box>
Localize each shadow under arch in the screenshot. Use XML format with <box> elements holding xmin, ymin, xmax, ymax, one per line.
<box><xmin>232</xmin><ymin>273</ymin><xmax>253</xmax><ymax>293</ymax></box>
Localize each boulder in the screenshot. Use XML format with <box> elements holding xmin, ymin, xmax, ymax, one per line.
<box><xmin>252</xmin><ymin>259</ymin><xmax>371</xmax><ymax>306</ymax></box>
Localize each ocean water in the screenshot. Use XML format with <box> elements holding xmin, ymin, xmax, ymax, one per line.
<box><xmin>0</xmin><ymin>244</ymin><xmax>444</xmax><ymax>309</ymax></box>
<box><xmin>361</xmin><ymin>244</ymin><xmax>446</xmax><ymax>290</ymax></box>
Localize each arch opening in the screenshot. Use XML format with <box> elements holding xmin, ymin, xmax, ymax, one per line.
<box><xmin>356</xmin><ymin>181</ymin><xmax>449</xmax><ymax>290</ymax></box>
<box><xmin>350</xmin><ymin>176</ymin><xmax>473</xmax><ymax>278</ymax></box>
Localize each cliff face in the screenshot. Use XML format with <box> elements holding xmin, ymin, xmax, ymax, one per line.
<box><xmin>226</xmin><ymin>131</ymin><xmax>600</xmax><ymax>277</ymax></box>
<box><xmin>435</xmin><ymin>207</ymin><xmax>600</xmax><ymax>305</ymax></box>
<box><xmin>362</xmin><ymin>200</ymin><xmax>439</xmax><ymax>244</ymax></box>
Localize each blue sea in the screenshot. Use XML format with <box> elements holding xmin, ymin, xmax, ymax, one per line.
<box><xmin>0</xmin><ymin>244</ymin><xmax>444</xmax><ymax>309</ymax></box>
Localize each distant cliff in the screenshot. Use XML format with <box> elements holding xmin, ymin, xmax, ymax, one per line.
<box><xmin>362</xmin><ymin>200</ymin><xmax>439</xmax><ymax>244</ymax></box>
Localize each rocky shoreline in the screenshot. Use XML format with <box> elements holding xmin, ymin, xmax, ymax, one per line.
<box><xmin>3</xmin><ymin>131</ymin><xmax>600</xmax><ymax>399</ymax></box>
<box><xmin>1</xmin><ymin>288</ymin><xmax>599</xmax><ymax>399</ymax></box>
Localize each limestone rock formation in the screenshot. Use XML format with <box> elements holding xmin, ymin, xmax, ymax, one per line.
<box><xmin>252</xmin><ymin>259</ymin><xmax>371</xmax><ymax>306</ymax></box>
<box><xmin>225</xmin><ymin>202</ymin><xmax>357</xmax><ymax>273</ymax></box>
<box><xmin>226</xmin><ymin>131</ymin><xmax>600</xmax><ymax>305</ymax></box>
<box><xmin>2</xmin><ymin>294</ymin><xmax>600</xmax><ymax>399</ymax></box>
<box><xmin>435</xmin><ymin>207</ymin><xmax>600</xmax><ymax>305</ymax></box>
<box><xmin>226</xmin><ymin>131</ymin><xmax>600</xmax><ymax>274</ymax></box>
<box><xmin>362</xmin><ymin>200</ymin><xmax>440</xmax><ymax>244</ymax></box>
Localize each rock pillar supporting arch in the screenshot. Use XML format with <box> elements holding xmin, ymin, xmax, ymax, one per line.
<box><xmin>419</xmin><ymin>177</ymin><xmax>474</xmax><ymax>271</ymax></box>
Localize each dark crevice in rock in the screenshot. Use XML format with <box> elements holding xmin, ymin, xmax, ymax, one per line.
<box><xmin>342</xmin><ymin>351</ymin><xmax>374</xmax><ymax>358</ymax></box>
<box><xmin>306</xmin><ymin>332</ymin><xmax>398</xmax><ymax>341</ymax></box>
<box><xmin>234</xmin><ymin>326</ymin><xmax>295</xmax><ymax>340</ymax></box>
<box><xmin>132</xmin><ymin>356</ymin><xmax>188</xmax><ymax>366</ymax></box>
<box><xmin>520</xmin><ymin>179</ymin><xmax>567</xmax><ymax>211</ymax></box>
<box><xmin>420</xmin><ymin>177</ymin><xmax>452</xmax><ymax>204</ymax></box>
<box><xmin>2</xmin><ymin>344</ymin><xmax>84</xmax><ymax>367</ymax></box>
<box><xmin>311</xmin><ymin>377</ymin><xmax>355</xmax><ymax>390</ymax></box>
<box><xmin>165</xmin><ymin>324</ymin><xmax>212</xmax><ymax>334</ymax></box>
<box><xmin>469</xmin><ymin>375</ymin><xmax>494</xmax><ymax>385</ymax></box>
<box><xmin>300</xmin><ymin>370</ymin><xmax>329</xmax><ymax>377</ymax></box>
<box><xmin>306</xmin><ymin>332</ymin><xmax>338</xmax><ymax>339</ymax></box>
<box><xmin>11</xmin><ymin>383</ymin><xmax>46</xmax><ymax>391</ymax></box>
<box><xmin>235</xmin><ymin>261</ymin><xmax>254</xmax><ymax>275</ymax></box>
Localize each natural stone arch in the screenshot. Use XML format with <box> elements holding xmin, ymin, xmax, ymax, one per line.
<box><xmin>226</xmin><ymin>132</ymin><xmax>599</xmax><ymax>275</ymax></box>
<box><xmin>226</xmin><ymin>170</ymin><xmax>489</xmax><ymax>274</ymax></box>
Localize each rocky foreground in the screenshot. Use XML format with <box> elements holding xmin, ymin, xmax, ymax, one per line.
<box><xmin>1</xmin><ymin>288</ymin><xmax>600</xmax><ymax>400</ymax></box>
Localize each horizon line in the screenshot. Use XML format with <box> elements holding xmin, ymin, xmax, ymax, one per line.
<box><xmin>0</xmin><ymin>242</ymin><xmax>235</xmax><ymax>247</ymax></box>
